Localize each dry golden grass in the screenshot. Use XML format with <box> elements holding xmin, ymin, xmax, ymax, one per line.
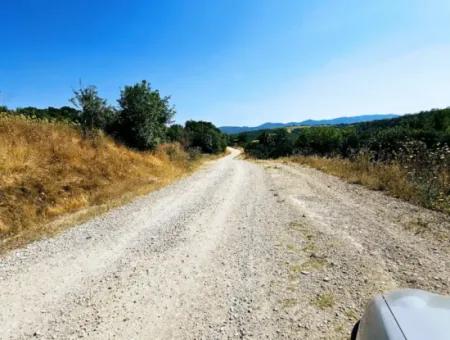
<box><xmin>0</xmin><ymin>114</ymin><xmax>205</xmax><ymax>249</ymax></box>
<box><xmin>289</xmin><ymin>154</ymin><xmax>419</xmax><ymax>203</ymax></box>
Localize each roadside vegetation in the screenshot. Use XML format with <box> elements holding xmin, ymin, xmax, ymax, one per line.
<box><xmin>0</xmin><ymin>81</ymin><xmax>227</xmax><ymax>248</ymax></box>
<box><xmin>235</xmin><ymin>108</ymin><xmax>450</xmax><ymax>213</ymax></box>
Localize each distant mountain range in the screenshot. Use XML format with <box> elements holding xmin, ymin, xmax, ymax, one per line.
<box><xmin>219</xmin><ymin>114</ymin><xmax>400</xmax><ymax>134</ymax></box>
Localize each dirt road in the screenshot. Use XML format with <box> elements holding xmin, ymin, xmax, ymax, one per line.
<box><xmin>1</xmin><ymin>149</ymin><xmax>448</xmax><ymax>339</ymax></box>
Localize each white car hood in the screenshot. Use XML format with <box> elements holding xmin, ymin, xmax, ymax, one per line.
<box><xmin>384</xmin><ymin>289</ymin><xmax>450</xmax><ymax>340</ymax></box>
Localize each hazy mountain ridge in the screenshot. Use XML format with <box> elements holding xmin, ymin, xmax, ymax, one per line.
<box><xmin>219</xmin><ymin>114</ymin><xmax>400</xmax><ymax>134</ymax></box>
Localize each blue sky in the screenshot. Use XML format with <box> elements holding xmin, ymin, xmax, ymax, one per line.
<box><xmin>1</xmin><ymin>0</ymin><xmax>450</xmax><ymax>126</ymax></box>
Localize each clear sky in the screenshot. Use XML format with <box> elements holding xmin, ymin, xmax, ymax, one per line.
<box><xmin>1</xmin><ymin>0</ymin><xmax>450</xmax><ymax>126</ymax></box>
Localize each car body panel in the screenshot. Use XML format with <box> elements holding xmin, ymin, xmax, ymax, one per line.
<box><xmin>356</xmin><ymin>289</ymin><xmax>450</xmax><ymax>340</ymax></box>
<box><xmin>384</xmin><ymin>289</ymin><xmax>450</xmax><ymax>340</ymax></box>
<box><xmin>356</xmin><ymin>294</ymin><xmax>406</xmax><ymax>340</ymax></box>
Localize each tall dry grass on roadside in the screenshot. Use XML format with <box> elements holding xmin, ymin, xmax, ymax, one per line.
<box><xmin>290</xmin><ymin>150</ymin><xmax>449</xmax><ymax>214</ymax></box>
<box><xmin>0</xmin><ymin>114</ymin><xmax>195</xmax><ymax>246</ymax></box>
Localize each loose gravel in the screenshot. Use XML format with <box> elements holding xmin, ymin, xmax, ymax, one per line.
<box><xmin>0</xmin><ymin>149</ymin><xmax>448</xmax><ymax>339</ymax></box>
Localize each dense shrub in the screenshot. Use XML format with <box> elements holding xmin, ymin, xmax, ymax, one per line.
<box><xmin>184</xmin><ymin>120</ymin><xmax>227</xmax><ymax>154</ymax></box>
<box><xmin>395</xmin><ymin>141</ymin><xmax>450</xmax><ymax>211</ymax></box>
<box><xmin>296</xmin><ymin>126</ymin><xmax>346</xmax><ymax>156</ymax></box>
<box><xmin>116</xmin><ymin>80</ymin><xmax>175</xmax><ymax>150</ymax></box>
<box><xmin>245</xmin><ymin>129</ymin><xmax>295</xmax><ymax>158</ymax></box>
<box><xmin>167</xmin><ymin>124</ymin><xmax>187</xmax><ymax>145</ymax></box>
<box><xmin>242</xmin><ymin>108</ymin><xmax>450</xmax><ymax>161</ymax></box>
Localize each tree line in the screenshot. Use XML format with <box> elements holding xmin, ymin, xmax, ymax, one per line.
<box><xmin>238</xmin><ymin>108</ymin><xmax>450</xmax><ymax>161</ymax></box>
<box><xmin>237</xmin><ymin>108</ymin><xmax>449</xmax><ymax>212</ymax></box>
<box><xmin>0</xmin><ymin>81</ymin><xmax>227</xmax><ymax>154</ymax></box>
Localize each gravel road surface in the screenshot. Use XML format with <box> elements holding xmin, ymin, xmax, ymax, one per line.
<box><xmin>1</xmin><ymin>148</ymin><xmax>448</xmax><ymax>339</ymax></box>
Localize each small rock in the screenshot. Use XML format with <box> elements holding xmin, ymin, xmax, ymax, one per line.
<box><xmin>323</xmin><ymin>277</ymin><xmax>330</xmax><ymax>282</ymax></box>
<box><xmin>300</xmin><ymin>271</ymin><xmax>310</xmax><ymax>275</ymax></box>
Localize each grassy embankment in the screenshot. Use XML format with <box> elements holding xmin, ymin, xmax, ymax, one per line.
<box><xmin>0</xmin><ymin>114</ymin><xmax>212</xmax><ymax>250</ymax></box>
<box><xmin>287</xmin><ymin>154</ymin><xmax>449</xmax><ymax>214</ymax></box>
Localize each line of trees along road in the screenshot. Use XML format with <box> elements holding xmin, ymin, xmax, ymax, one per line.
<box><xmin>1</xmin><ymin>80</ymin><xmax>227</xmax><ymax>154</ymax></box>
<box><xmin>239</xmin><ymin>108</ymin><xmax>450</xmax><ymax>160</ymax></box>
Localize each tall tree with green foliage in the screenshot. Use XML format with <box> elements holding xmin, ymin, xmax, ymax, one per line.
<box><xmin>117</xmin><ymin>81</ymin><xmax>175</xmax><ymax>149</ymax></box>
<box><xmin>70</xmin><ymin>86</ymin><xmax>114</xmax><ymax>133</ymax></box>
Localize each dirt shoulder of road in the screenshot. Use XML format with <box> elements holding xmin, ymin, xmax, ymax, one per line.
<box><xmin>261</xmin><ymin>160</ymin><xmax>449</xmax><ymax>339</ymax></box>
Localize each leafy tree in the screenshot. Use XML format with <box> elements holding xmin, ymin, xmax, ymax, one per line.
<box><xmin>184</xmin><ymin>120</ymin><xmax>227</xmax><ymax>153</ymax></box>
<box><xmin>117</xmin><ymin>81</ymin><xmax>175</xmax><ymax>149</ymax></box>
<box><xmin>70</xmin><ymin>86</ymin><xmax>114</xmax><ymax>132</ymax></box>
<box><xmin>296</xmin><ymin>127</ymin><xmax>344</xmax><ymax>156</ymax></box>
<box><xmin>167</xmin><ymin>124</ymin><xmax>186</xmax><ymax>144</ymax></box>
<box><xmin>245</xmin><ymin>129</ymin><xmax>294</xmax><ymax>158</ymax></box>
<box><xmin>237</xmin><ymin>132</ymin><xmax>250</xmax><ymax>146</ymax></box>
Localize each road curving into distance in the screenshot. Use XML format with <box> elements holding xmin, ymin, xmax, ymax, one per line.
<box><xmin>0</xmin><ymin>148</ymin><xmax>448</xmax><ymax>339</ymax></box>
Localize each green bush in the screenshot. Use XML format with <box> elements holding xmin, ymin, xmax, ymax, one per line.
<box><xmin>242</xmin><ymin>108</ymin><xmax>450</xmax><ymax>162</ymax></box>
<box><xmin>116</xmin><ymin>80</ymin><xmax>175</xmax><ymax>150</ymax></box>
<box><xmin>245</xmin><ymin>129</ymin><xmax>294</xmax><ymax>158</ymax></box>
<box><xmin>184</xmin><ymin>120</ymin><xmax>227</xmax><ymax>154</ymax></box>
<box><xmin>296</xmin><ymin>126</ymin><xmax>345</xmax><ymax>156</ymax></box>
<box><xmin>70</xmin><ymin>86</ymin><xmax>115</xmax><ymax>133</ymax></box>
<box><xmin>167</xmin><ymin>124</ymin><xmax>187</xmax><ymax>145</ymax></box>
